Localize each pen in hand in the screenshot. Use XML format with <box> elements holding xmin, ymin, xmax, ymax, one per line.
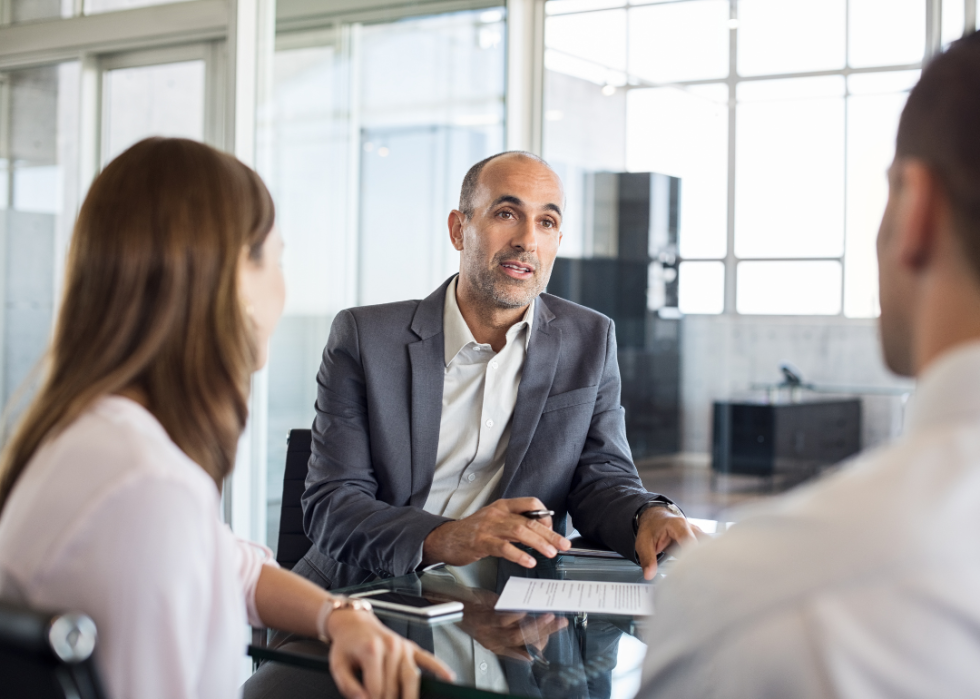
<box><xmin>520</xmin><ymin>509</ymin><xmax>555</xmax><ymax>520</ymax></box>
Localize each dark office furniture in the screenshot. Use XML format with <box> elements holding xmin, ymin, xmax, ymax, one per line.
<box><xmin>712</xmin><ymin>399</ymin><xmax>862</xmax><ymax>489</ymax></box>
<box><xmin>547</xmin><ymin>171</ymin><xmax>682</xmax><ymax>458</ymax></box>
<box><xmin>276</xmin><ymin>428</ymin><xmax>314</xmax><ymax>571</ymax></box>
<box><xmin>0</xmin><ymin>600</ymin><xmax>106</xmax><ymax>699</ymax></box>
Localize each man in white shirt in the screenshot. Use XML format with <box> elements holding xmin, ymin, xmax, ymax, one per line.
<box><xmin>296</xmin><ymin>151</ymin><xmax>703</xmax><ymax>591</ymax></box>
<box><xmin>638</xmin><ymin>31</ymin><xmax>980</xmax><ymax>699</ymax></box>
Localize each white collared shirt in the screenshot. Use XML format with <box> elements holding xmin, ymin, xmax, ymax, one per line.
<box><xmin>423</xmin><ymin>276</ymin><xmax>534</xmax><ymax>520</ymax></box>
<box><xmin>639</xmin><ymin>340</ymin><xmax>980</xmax><ymax>699</ymax></box>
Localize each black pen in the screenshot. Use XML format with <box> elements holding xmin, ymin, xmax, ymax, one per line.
<box><xmin>520</xmin><ymin>509</ymin><xmax>555</xmax><ymax>519</ymax></box>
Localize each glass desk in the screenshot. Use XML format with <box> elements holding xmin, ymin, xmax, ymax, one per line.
<box><xmin>245</xmin><ymin>553</ymin><xmax>667</xmax><ymax>699</ymax></box>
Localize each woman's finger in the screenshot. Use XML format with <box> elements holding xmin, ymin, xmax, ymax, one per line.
<box><xmin>361</xmin><ymin>636</ymin><xmax>386</xmax><ymax>699</ymax></box>
<box><xmin>382</xmin><ymin>636</ymin><xmax>401</xmax><ymax>699</ymax></box>
<box><xmin>413</xmin><ymin>647</ymin><xmax>455</xmax><ymax>681</ymax></box>
<box><xmin>330</xmin><ymin>652</ymin><xmax>367</xmax><ymax>699</ymax></box>
<box><xmin>398</xmin><ymin>647</ymin><xmax>422</xmax><ymax>699</ymax></box>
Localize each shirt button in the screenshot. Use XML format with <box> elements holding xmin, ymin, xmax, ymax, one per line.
<box><xmin>490</xmin><ymin>361</ymin><xmax>498</xmax><ymax>369</ymax></box>
<box><xmin>467</xmin><ymin>473</ymin><xmax>476</xmax><ymax>482</ymax></box>
<box><xmin>480</xmin><ymin>662</ymin><xmax>488</xmax><ymax>672</ymax></box>
<box><xmin>485</xmin><ymin>419</ymin><xmax>494</xmax><ymax>428</ymax></box>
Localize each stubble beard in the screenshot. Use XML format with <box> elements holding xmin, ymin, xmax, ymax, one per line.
<box><xmin>467</xmin><ymin>250</ymin><xmax>549</xmax><ymax>311</ymax></box>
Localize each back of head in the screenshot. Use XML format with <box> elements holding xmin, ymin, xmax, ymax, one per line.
<box><xmin>897</xmin><ymin>31</ymin><xmax>980</xmax><ymax>281</ymax></box>
<box><xmin>0</xmin><ymin>138</ymin><xmax>275</xmax><ymax>511</ymax></box>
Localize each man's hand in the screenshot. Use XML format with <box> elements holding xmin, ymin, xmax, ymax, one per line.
<box><xmin>428</xmin><ymin>588</ymin><xmax>568</xmax><ymax>662</ymax></box>
<box><xmin>635</xmin><ymin>505</ymin><xmax>708</xmax><ymax>580</ymax></box>
<box><xmin>460</xmin><ymin>608</ymin><xmax>568</xmax><ymax>662</ymax></box>
<box><xmin>422</xmin><ymin>497</ymin><xmax>571</xmax><ymax>568</ymax></box>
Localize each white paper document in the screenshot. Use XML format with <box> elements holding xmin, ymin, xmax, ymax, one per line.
<box><xmin>494</xmin><ymin>577</ymin><xmax>654</xmax><ymax>616</ymax></box>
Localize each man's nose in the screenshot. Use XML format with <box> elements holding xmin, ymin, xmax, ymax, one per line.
<box><xmin>512</xmin><ymin>218</ymin><xmax>538</xmax><ymax>252</ymax></box>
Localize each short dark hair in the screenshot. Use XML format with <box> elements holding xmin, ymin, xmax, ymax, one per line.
<box><xmin>458</xmin><ymin>151</ymin><xmax>551</xmax><ymax>218</ymax></box>
<box><xmin>897</xmin><ymin>30</ymin><xmax>980</xmax><ymax>277</ymax></box>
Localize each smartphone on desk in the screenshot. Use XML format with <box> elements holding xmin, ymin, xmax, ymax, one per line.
<box><xmin>350</xmin><ymin>590</ymin><xmax>464</xmax><ymax>618</ymax></box>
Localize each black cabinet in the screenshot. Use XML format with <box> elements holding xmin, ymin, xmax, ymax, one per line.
<box><xmin>712</xmin><ymin>399</ymin><xmax>862</xmax><ymax>487</ymax></box>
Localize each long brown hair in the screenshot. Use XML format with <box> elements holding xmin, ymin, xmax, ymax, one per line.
<box><xmin>0</xmin><ymin>138</ymin><xmax>275</xmax><ymax>511</ymax></box>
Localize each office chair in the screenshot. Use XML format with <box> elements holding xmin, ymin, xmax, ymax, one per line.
<box><xmin>0</xmin><ymin>599</ymin><xmax>107</xmax><ymax>699</ymax></box>
<box><xmin>276</xmin><ymin>428</ymin><xmax>314</xmax><ymax>570</ymax></box>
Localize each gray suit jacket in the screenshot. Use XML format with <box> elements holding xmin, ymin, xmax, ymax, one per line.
<box><xmin>297</xmin><ymin>276</ymin><xmax>669</xmax><ymax>590</ymax></box>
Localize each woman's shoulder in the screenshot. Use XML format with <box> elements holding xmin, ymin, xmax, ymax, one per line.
<box><xmin>62</xmin><ymin>395</ymin><xmax>215</xmax><ymax>490</ymax></box>
<box><xmin>0</xmin><ymin>395</ymin><xmax>224</xmax><ymax>598</ymax></box>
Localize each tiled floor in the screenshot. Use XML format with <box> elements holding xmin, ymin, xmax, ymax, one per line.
<box><xmin>635</xmin><ymin>456</ymin><xmax>779</xmax><ymax>522</ymax></box>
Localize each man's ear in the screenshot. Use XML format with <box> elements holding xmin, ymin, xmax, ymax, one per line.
<box><xmin>894</xmin><ymin>160</ymin><xmax>943</xmax><ymax>272</ymax></box>
<box><xmin>448</xmin><ymin>210</ymin><xmax>465</xmax><ymax>251</ymax></box>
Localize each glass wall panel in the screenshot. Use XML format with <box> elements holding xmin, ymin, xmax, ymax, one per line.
<box><xmin>737</xmin><ymin>0</ymin><xmax>846</xmax><ymax>76</ymax></box>
<box><xmin>84</xmin><ymin>0</ymin><xmax>192</xmax><ymax>13</ymax></box>
<box><xmin>628</xmin><ymin>1</ymin><xmax>729</xmax><ymax>84</ymax></box>
<box><xmin>627</xmin><ymin>83</ymin><xmax>728</xmax><ymax>260</ymax></box>
<box><xmin>737</xmin><ymin>260</ymin><xmax>842</xmax><ymax>315</ymax></box>
<box><xmin>843</xmin><ymin>71</ymin><xmax>918</xmax><ymax>318</ymax></box>
<box><xmin>102</xmin><ymin>60</ymin><xmax>206</xmax><ymax>165</ymax></box>
<box><xmin>942</xmin><ymin>0</ymin><xmax>966</xmax><ymax>46</ymax></box>
<box><xmin>0</xmin><ymin>63</ymin><xmax>79</xmax><ymax>416</ymax></box>
<box><xmin>849</xmin><ymin>0</ymin><xmax>926</xmax><ymax>68</ymax></box>
<box><xmin>10</xmin><ymin>0</ymin><xmax>72</xmax><ymax>22</ymax></box>
<box><xmin>259</xmin><ymin>8</ymin><xmax>506</xmax><ymax>551</ymax></box>
<box><xmin>735</xmin><ymin>77</ymin><xmax>845</xmax><ymax>259</ymax></box>
<box><xmin>546</xmin><ymin>9</ymin><xmax>627</xmax><ymax>86</ymax></box>
<box><xmin>546</xmin><ymin>0</ymin><xmax>622</xmax><ymax>14</ymax></box>
<box><xmin>678</xmin><ymin>260</ymin><xmax>724</xmax><ymax>314</ymax></box>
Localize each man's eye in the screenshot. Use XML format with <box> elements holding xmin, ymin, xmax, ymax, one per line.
<box><xmin>498</xmin><ymin>211</ymin><xmax>513</xmax><ymax>219</ymax></box>
<box><xmin>542</xmin><ymin>220</ymin><xmax>554</xmax><ymax>228</ymax></box>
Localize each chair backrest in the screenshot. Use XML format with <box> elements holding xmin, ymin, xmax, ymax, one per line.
<box><xmin>276</xmin><ymin>428</ymin><xmax>314</xmax><ymax>570</ymax></box>
<box><xmin>0</xmin><ymin>600</ymin><xmax>107</xmax><ymax>699</ymax></box>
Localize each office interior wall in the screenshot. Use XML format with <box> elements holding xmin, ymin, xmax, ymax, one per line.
<box><xmin>680</xmin><ymin>315</ymin><xmax>913</xmax><ymax>456</ymax></box>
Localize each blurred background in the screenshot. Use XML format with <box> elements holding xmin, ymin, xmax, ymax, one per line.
<box><xmin>0</xmin><ymin>0</ymin><xmax>975</xmax><ymax>551</ymax></box>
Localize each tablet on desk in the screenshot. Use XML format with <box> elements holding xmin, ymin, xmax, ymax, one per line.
<box><xmin>350</xmin><ymin>590</ymin><xmax>464</xmax><ymax>618</ymax></box>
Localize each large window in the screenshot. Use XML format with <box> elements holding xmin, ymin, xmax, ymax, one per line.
<box><xmin>258</xmin><ymin>7</ymin><xmax>506</xmax><ymax>552</ymax></box>
<box><xmin>544</xmin><ymin>0</ymin><xmax>975</xmax><ymax>317</ymax></box>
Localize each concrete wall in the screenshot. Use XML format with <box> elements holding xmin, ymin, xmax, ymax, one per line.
<box><xmin>679</xmin><ymin>314</ymin><xmax>914</xmax><ymax>456</ymax></box>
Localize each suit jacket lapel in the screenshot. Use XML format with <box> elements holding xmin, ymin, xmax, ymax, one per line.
<box><xmin>499</xmin><ymin>296</ymin><xmax>561</xmax><ymax>496</ymax></box>
<box><xmin>407</xmin><ymin>276</ymin><xmax>454</xmax><ymax>507</ymax></box>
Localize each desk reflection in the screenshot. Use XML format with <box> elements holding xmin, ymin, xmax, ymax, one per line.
<box><xmin>244</xmin><ymin>555</ymin><xmax>652</xmax><ymax>699</ymax></box>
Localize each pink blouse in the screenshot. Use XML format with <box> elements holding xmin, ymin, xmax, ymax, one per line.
<box><xmin>0</xmin><ymin>396</ymin><xmax>276</xmax><ymax>699</ymax></box>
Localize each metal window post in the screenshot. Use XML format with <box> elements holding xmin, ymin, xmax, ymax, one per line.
<box><xmin>223</xmin><ymin>0</ymin><xmax>276</xmax><ymax>542</ymax></box>
<box><xmin>506</xmin><ymin>0</ymin><xmax>545</xmax><ymax>154</ymax></box>
<box><xmin>724</xmin><ymin>0</ymin><xmax>738</xmax><ymax>314</ymax></box>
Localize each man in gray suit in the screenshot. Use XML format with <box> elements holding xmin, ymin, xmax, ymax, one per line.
<box><xmin>296</xmin><ymin>151</ymin><xmax>702</xmax><ymax>591</ymax></box>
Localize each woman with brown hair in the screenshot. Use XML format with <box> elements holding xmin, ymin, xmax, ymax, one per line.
<box><xmin>0</xmin><ymin>138</ymin><xmax>452</xmax><ymax>699</ymax></box>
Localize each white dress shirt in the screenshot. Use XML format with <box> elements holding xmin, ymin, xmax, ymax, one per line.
<box><xmin>0</xmin><ymin>396</ymin><xmax>276</xmax><ymax>699</ymax></box>
<box><xmin>423</xmin><ymin>276</ymin><xmax>533</xmax><ymax>520</ymax></box>
<box><xmin>639</xmin><ymin>341</ymin><xmax>980</xmax><ymax>699</ymax></box>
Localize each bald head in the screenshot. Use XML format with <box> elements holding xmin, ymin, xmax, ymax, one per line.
<box><xmin>458</xmin><ymin>151</ymin><xmax>562</xmax><ymax>219</ymax></box>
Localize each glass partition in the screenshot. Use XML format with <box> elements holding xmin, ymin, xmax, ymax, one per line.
<box><xmin>102</xmin><ymin>60</ymin><xmax>206</xmax><ymax>165</ymax></box>
<box><xmin>0</xmin><ymin>63</ymin><xmax>79</xmax><ymax>417</ymax></box>
<box><xmin>258</xmin><ymin>8</ymin><xmax>506</xmax><ymax>552</ymax></box>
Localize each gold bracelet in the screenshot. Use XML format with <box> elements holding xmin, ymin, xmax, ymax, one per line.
<box><xmin>315</xmin><ymin>596</ymin><xmax>373</xmax><ymax>644</ymax></box>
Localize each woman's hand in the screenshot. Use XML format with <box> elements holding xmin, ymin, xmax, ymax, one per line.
<box><xmin>326</xmin><ymin>608</ymin><xmax>455</xmax><ymax>699</ymax></box>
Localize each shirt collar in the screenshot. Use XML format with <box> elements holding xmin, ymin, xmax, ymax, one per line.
<box><xmin>905</xmin><ymin>339</ymin><xmax>980</xmax><ymax>433</ymax></box>
<box><xmin>443</xmin><ymin>276</ymin><xmax>535</xmax><ymax>367</ymax></box>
